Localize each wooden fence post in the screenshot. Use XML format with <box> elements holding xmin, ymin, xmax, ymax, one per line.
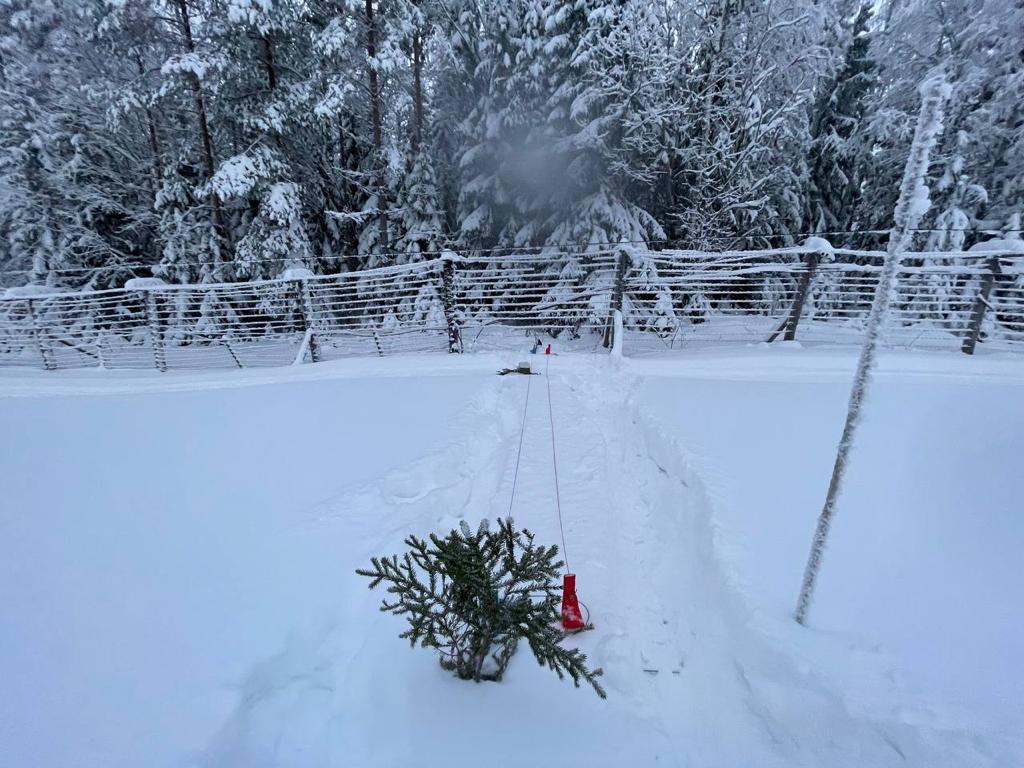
<box><xmin>785</xmin><ymin>252</ymin><xmax>819</xmax><ymax>341</ymax></box>
<box><xmin>961</xmin><ymin>255</ymin><xmax>1002</xmax><ymax>355</ymax></box>
<box><xmin>767</xmin><ymin>251</ymin><xmax>820</xmax><ymax>343</ymax></box>
<box><xmin>26</xmin><ymin>298</ymin><xmax>56</xmax><ymax>371</ymax></box>
<box><xmin>441</xmin><ymin>254</ymin><xmax>462</xmax><ymax>353</ymax></box>
<box><xmin>603</xmin><ymin>249</ymin><xmax>628</xmax><ymax>348</ymax></box>
<box><xmin>141</xmin><ymin>291</ymin><xmax>168</xmax><ymax>372</ymax></box>
<box><xmin>292</xmin><ymin>279</ymin><xmax>321</xmax><ymax>363</ymax></box>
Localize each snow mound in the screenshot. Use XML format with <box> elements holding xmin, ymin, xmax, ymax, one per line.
<box><xmin>3</xmin><ymin>284</ymin><xmax>67</xmax><ymax>299</ymax></box>
<box><xmin>968</xmin><ymin>237</ymin><xmax>1024</xmax><ymax>254</ymax></box>
<box><xmin>124</xmin><ymin>277</ymin><xmax>168</xmax><ymax>290</ymax></box>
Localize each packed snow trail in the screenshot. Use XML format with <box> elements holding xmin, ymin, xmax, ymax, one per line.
<box><xmin>191</xmin><ymin>355</ymin><xmax>998</xmax><ymax>768</ymax></box>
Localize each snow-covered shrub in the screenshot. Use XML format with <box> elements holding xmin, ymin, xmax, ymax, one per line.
<box><xmin>235</xmin><ymin>182</ymin><xmax>313</xmax><ymax>281</ymax></box>
<box><xmin>357</xmin><ymin>518</ymin><xmax>605</xmax><ymax>697</ymax></box>
<box><xmin>684</xmin><ymin>292</ymin><xmax>711</xmax><ymax>324</ymax></box>
<box><xmin>758</xmin><ymin>275</ymin><xmax>787</xmax><ymax>315</ymax></box>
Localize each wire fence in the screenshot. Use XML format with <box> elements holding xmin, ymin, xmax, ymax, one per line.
<box><xmin>1</xmin><ymin>246</ymin><xmax>1021</xmax><ymax>371</ymax></box>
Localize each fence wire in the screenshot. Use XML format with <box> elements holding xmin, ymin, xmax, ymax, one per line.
<box><xmin>1</xmin><ymin>247</ymin><xmax>1021</xmax><ymax>371</ymax></box>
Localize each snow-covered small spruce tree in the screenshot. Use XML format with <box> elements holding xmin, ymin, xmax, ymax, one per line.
<box><xmin>357</xmin><ymin>518</ymin><xmax>606</xmax><ymax>697</ymax></box>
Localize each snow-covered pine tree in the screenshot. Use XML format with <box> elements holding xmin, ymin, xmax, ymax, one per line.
<box><xmin>0</xmin><ymin>0</ymin><xmax>71</xmax><ymax>287</ymax></box>
<box><xmin>449</xmin><ymin>0</ymin><xmax>534</xmax><ymax>252</ymax></box>
<box><xmin>670</xmin><ymin>0</ymin><xmax>825</xmax><ymax>249</ymax></box>
<box><xmin>356</xmin><ymin>0</ymin><xmax>399</xmax><ymax>264</ymax></box>
<box><xmin>806</xmin><ymin>3</ymin><xmax>877</xmax><ymax>238</ymax></box>
<box><xmin>213</xmin><ymin>0</ymin><xmax>319</xmax><ymax>279</ymax></box>
<box><xmin>922</xmin><ymin>0</ymin><xmax>1024</xmax><ymax>248</ymax></box>
<box><xmin>529</xmin><ymin>0</ymin><xmax>665</xmax><ymax>249</ymax></box>
<box><xmin>1</xmin><ymin>0</ymin><xmax>160</xmax><ymax>289</ymax></box>
<box><xmin>158</xmin><ymin>0</ymin><xmax>231</xmax><ymax>279</ymax></box>
<box><xmin>512</xmin><ymin>1</ymin><xmax>669</xmax><ymax>333</ymax></box>
<box><xmin>394</xmin><ymin>150</ymin><xmax>445</xmax><ymax>261</ymax></box>
<box><xmin>391</xmin><ymin>0</ymin><xmax>447</xmax><ymax>262</ymax></box>
<box><xmin>357</xmin><ymin>517</ymin><xmax>606</xmax><ymax>696</ymax></box>
<box><xmin>235</xmin><ymin>182</ymin><xmax>314</xmax><ymax>279</ymax></box>
<box><xmin>312</xmin><ymin>5</ymin><xmax>374</xmax><ymax>269</ymax></box>
<box><xmin>855</xmin><ymin>0</ymin><xmax>1024</xmax><ymax>246</ymax></box>
<box><xmin>153</xmin><ymin>170</ymin><xmax>208</xmax><ymax>285</ymax></box>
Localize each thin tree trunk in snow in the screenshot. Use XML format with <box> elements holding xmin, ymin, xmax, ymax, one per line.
<box><xmin>135</xmin><ymin>54</ymin><xmax>163</xmax><ymax>185</ymax></box>
<box><xmin>794</xmin><ymin>71</ymin><xmax>952</xmax><ymax>626</ymax></box>
<box><xmin>174</xmin><ymin>0</ymin><xmax>227</xmax><ymax>265</ymax></box>
<box><xmin>365</xmin><ymin>0</ymin><xmax>389</xmax><ymax>248</ymax></box>
<box><xmin>412</xmin><ymin>30</ymin><xmax>424</xmax><ymax>152</ymax></box>
<box><xmin>260</xmin><ymin>36</ymin><xmax>278</xmax><ymax>91</ymax></box>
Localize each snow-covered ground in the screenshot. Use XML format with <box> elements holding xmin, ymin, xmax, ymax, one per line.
<box><xmin>1</xmin><ymin>346</ymin><xmax>1021</xmax><ymax>767</ymax></box>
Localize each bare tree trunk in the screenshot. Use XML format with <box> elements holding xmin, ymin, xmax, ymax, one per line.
<box><xmin>174</xmin><ymin>0</ymin><xmax>227</xmax><ymax>266</ymax></box>
<box><xmin>260</xmin><ymin>35</ymin><xmax>278</xmax><ymax>91</ymax></box>
<box><xmin>412</xmin><ymin>30</ymin><xmax>424</xmax><ymax>152</ymax></box>
<box><xmin>794</xmin><ymin>72</ymin><xmax>951</xmax><ymax>626</ymax></box>
<box><xmin>365</xmin><ymin>0</ymin><xmax>389</xmax><ymax>248</ymax></box>
<box><xmin>135</xmin><ymin>54</ymin><xmax>163</xmax><ymax>185</ymax></box>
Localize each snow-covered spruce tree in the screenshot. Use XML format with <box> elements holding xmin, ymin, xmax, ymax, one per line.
<box><xmin>157</xmin><ymin>0</ymin><xmax>232</xmax><ymax>279</ymax></box>
<box><xmin>312</xmin><ymin>7</ymin><xmax>375</xmax><ymax>268</ymax></box>
<box><xmin>0</xmin><ymin>0</ymin><xmax>162</xmax><ymax>290</ymax></box>
<box><xmin>449</xmin><ymin>0</ymin><xmax>535</xmax><ymax>251</ymax></box>
<box><xmin>519</xmin><ymin>1</ymin><xmax>669</xmax><ymax>333</ymax></box>
<box><xmin>213</xmin><ymin>1</ymin><xmax>320</xmax><ymax>279</ymax></box>
<box><xmin>235</xmin><ymin>181</ymin><xmax>314</xmax><ymax>279</ymax></box>
<box><xmin>354</xmin><ymin>0</ymin><xmax>405</xmax><ymax>265</ymax></box>
<box><xmin>357</xmin><ymin>518</ymin><xmax>606</xmax><ymax>697</ymax></box>
<box><xmin>854</xmin><ymin>0</ymin><xmax>1024</xmax><ymax>245</ymax></box>
<box><xmin>394</xmin><ymin>149</ymin><xmax>445</xmax><ymax>261</ymax></box>
<box><xmin>0</xmin><ymin>0</ymin><xmax>69</xmax><ymax>287</ymax></box>
<box><xmin>153</xmin><ymin>168</ymin><xmax>209</xmax><ymax>285</ymax></box>
<box><xmin>529</xmin><ymin>1</ymin><xmax>665</xmax><ymax>246</ymax></box>
<box><xmin>908</xmin><ymin>130</ymin><xmax>988</xmax><ymax>326</ymax></box>
<box><xmin>668</xmin><ymin>0</ymin><xmax>826</xmax><ymax>249</ymax></box>
<box><xmin>806</xmin><ymin>3</ymin><xmax>876</xmax><ymax>238</ymax></box>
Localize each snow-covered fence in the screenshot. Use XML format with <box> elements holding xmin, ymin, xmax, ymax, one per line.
<box><xmin>623</xmin><ymin>246</ymin><xmax>1024</xmax><ymax>353</ymax></box>
<box><xmin>0</xmin><ymin>246</ymin><xmax>1021</xmax><ymax>371</ymax></box>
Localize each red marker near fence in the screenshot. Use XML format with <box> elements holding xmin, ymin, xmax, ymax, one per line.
<box><xmin>561</xmin><ymin>573</ymin><xmax>585</xmax><ymax>630</ymax></box>
<box><xmin>545</xmin><ymin>344</ymin><xmax>551</xmax><ymax>355</ymax></box>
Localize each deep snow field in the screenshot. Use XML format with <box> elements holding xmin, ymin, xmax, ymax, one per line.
<box><xmin>1</xmin><ymin>344</ymin><xmax>1022</xmax><ymax>767</ymax></box>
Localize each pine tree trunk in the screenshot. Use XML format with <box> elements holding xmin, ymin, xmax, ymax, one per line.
<box><xmin>412</xmin><ymin>30</ymin><xmax>424</xmax><ymax>152</ymax></box>
<box><xmin>174</xmin><ymin>0</ymin><xmax>227</xmax><ymax>265</ymax></box>
<box><xmin>135</xmin><ymin>54</ymin><xmax>163</xmax><ymax>185</ymax></box>
<box><xmin>260</xmin><ymin>35</ymin><xmax>278</xmax><ymax>91</ymax></box>
<box><xmin>365</xmin><ymin>0</ymin><xmax>389</xmax><ymax>248</ymax></box>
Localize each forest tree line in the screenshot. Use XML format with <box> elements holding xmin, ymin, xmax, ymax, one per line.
<box><xmin>0</xmin><ymin>0</ymin><xmax>1021</xmax><ymax>290</ymax></box>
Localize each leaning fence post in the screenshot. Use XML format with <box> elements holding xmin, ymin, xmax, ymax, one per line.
<box><xmin>440</xmin><ymin>252</ymin><xmax>462</xmax><ymax>353</ymax></box>
<box><xmin>292</xmin><ymin>278</ymin><xmax>321</xmax><ymax>363</ymax></box>
<box><xmin>603</xmin><ymin>248</ymin><xmax>628</xmax><ymax>348</ymax></box>
<box><xmin>767</xmin><ymin>251</ymin><xmax>820</xmax><ymax>343</ymax></box>
<box><xmin>141</xmin><ymin>290</ymin><xmax>168</xmax><ymax>372</ymax></box>
<box><xmin>26</xmin><ymin>298</ymin><xmax>56</xmax><ymax>371</ymax></box>
<box><xmin>961</xmin><ymin>255</ymin><xmax>1002</xmax><ymax>355</ymax></box>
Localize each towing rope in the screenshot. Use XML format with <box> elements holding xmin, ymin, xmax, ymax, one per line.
<box><xmin>545</xmin><ymin>353</ymin><xmax>570</xmax><ymax>573</ymax></box>
<box><xmin>506</xmin><ymin>351</ymin><xmax>570</xmax><ymax>574</ymax></box>
<box><xmin>506</xmin><ymin>369</ymin><xmax>532</xmax><ymax>519</ymax></box>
